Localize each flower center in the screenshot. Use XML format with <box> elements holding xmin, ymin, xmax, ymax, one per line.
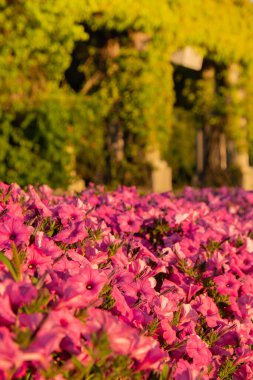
<box><xmin>9</xmin><ymin>233</ymin><xmax>17</xmax><ymax>241</ymax></box>
<box><xmin>86</xmin><ymin>283</ymin><xmax>93</xmax><ymax>290</ymax></box>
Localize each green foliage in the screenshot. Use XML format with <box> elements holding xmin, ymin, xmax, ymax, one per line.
<box><xmin>170</xmin><ymin>0</ymin><xmax>253</xmax><ymax>64</ymax></box>
<box><xmin>171</xmin><ymin>303</ymin><xmax>183</xmax><ymax>327</ymax></box>
<box><xmin>99</xmin><ymin>284</ymin><xmax>116</xmax><ymax>310</ymax></box>
<box><xmin>0</xmin><ymin>0</ymin><xmax>86</xmax><ymax>188</ymax></box>
<box><xmin>140</xmin><ymin>218</ymin><xmax>170</xmax><ymax>252</ymax></box>
<box><xmin>245</xmin><ymin>65</ymin><xmax>253</xmax><ymax>165</ymax></box>
<box><xmin>168</xmin><ymin>109</ymin><xmax>196</xmax><ymax>188</ymax></box>
<box><xmin>66</xmin><ymin>8</ymin><xmax>174</xmax><ymax>186</ymax></box>
<box><xmin>143</xmin><ymin>317</ymin><xmax>160</xmax><ymax>337</ymax></box>
<box><xmin>0</xmin><ymin>243</ymin><xmax>25</xmax><ymax>281</ymax></box>
<box><xmin>63</xmin><ymin>331</ymin><xmax>142</xmax><ymax>380</ymax></box>
<box><xmin>0</xmin><ymin>249</ymin><xmax>19</xmax><ymax>281</ymax></box>
<box><xmin>1</xmin><ymin>0</ymin><xmax>253</xmax><ymax>187</ymax></box>
<box><xmin>22</xmin><ymin>288</ymin><xmax>51</xmax><ymax>314</ymax></box>
<box><xmin>218</xmin><ymin>358</ymin><xmax>241</xmax><ymax>380</ymax></box>
<box><xmin>0</xmin><ymin>0</ymin><xmax>86</xmax><ymax>110</ymax></box>
<box><xmin>0</xmin><ymin>100</ymin><xmax>74</xmax><ymax>188</ymax></box>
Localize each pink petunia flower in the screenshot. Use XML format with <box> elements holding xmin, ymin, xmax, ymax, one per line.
<box><xmin>24</xmin><ymin>245</ymin><xmax>53</xmax><ymax>275</ymax></box>
<box><xmin>117</xmin><ymin>210</ymin><xmax>142</xmax><ymax>233</ymax></box>
<box><xmin>54</xmin><ymin>222</ymin><xmax>88</xmax><ymax>244</ymax></box>
<box><xmin>134</xmin><ymin>343</ymin><xmax>167</xmax><ymax>371</ymax></box>
<box><xmin>0</xmin><ymin>216</ymin><xmax>32</xmax><ymax>249</ymax></box>
<box><xmin>35</xmin><ymin>232</ymin><xmax>62</xmax><ymax>259</ymax></box>
<box><xmin>27</xmin><ymin>185</ymin><xmax>52</xmax><ymax>217</ymax></box>
<box><xmin>27</xmin><ymin>309</ymin><xmax>85</xmax><ymax>360</ymax></box>
<box><xmin>0</xmin><ymin>294</ymin><xmax>16</xmax><ymax>326</ymax></box>
<box><xmin>174</xmin><ymin>358</ymin><xmax>209</xmax><ymax>380</ymax></box>
<box><xmin>130</xmin><ymin>334</ymin><xmax>167</xmax><ymax>371</ymax></box>
<box><xmin>192</xmin><ymin>294</ymin><xmax>220</xmax><ymax>327</ymax></box>
<box><xmin>213</xmin><ymin>272</ymin><xmax>241</xmax><ymax>298</ymax></box>
<box><xmin>56</xmin><ymin>200</ymin><xmax>86</xmax><ymax>226</ymax></box>
<box><xmin>179</xmin><ymin>304</ymin><xmax>199</xmax><ymax>325</ymax></box>
<box><xmin>186</xmin><ymin>334</ymin><xmax>212</xmax><ymax>366</ymax></box>
<box><xmin>152</xmin><ymin>294</ymin><xmax>178</xmax><ymax>319</ymax></box>
<box><xmin>237</xmin><ymin>295</ymin><xmax>253</xmax><ymax>319</ymax></box>
<box><xmin>58</xmin><ymin>265</ymin><xmax>107</xmax><ymax>308</ymax></box>
<box><xmin>160</xmin><ymin>318</ymin><xmax>177</xmax><ymax>344</ymax></box>
<box><xmin>6</xmin><ymin>281</ymin><xmax>37</xmax><ymax>311</ymax></box>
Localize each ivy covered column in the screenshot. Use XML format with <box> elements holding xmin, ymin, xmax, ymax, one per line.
<box><xmin>196</xmin><ymin>63</ymin><xmax>223</xmax><ymax>185</ymax></box>
<box><xmin>225</xmin><ymin>63</ymin><xmax>252</xmax><ymax>188</ymax></box>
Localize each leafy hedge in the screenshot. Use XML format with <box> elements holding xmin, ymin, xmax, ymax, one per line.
<box><xmin>1</xmin><ymin>1</ymin><xmax>253</xmax><ymax>187</ymax></box>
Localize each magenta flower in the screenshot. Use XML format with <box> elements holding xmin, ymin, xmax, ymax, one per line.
<box><xmin>57</xmin><ymin>201</ymin><xmax>86</xmax><ymax>226</ymax></box>
<box><xmin>121</xmin><ymin>277</ymin><xmax>157</xmax><ymax>304</ymax></box>
<box><xmin>160</xmin><ymin>318</ymin><xmax>176</xmax><ymax>344</ymax></box>
<box><xmin>192</xmin><ymin>294</ymin><xmax>220</xmax><ymax>327</ymax></box>
<box><xmin>117</xmin><ymin>210</ymin><xmax>142</xmax><ymax>233</ymax></box>
<box><xmin>131</xmin><ymin>335</ymin><xmax>167</xmax><ymax>371</ymax></box>
<box><xmin>174</xmin><ymin>359</ymin><xmax>208</xmax><ymax>380</ymax></box>
<box><xmin>27</xmin><ymin>185</ymin><xmax>52</xmax><ymax>217</ymax></box>
<box><xmin>1</xmin><ymin>183</ymin><xmax>253</xmax><ymax>377</ymax></box>
<box><xmin>152</xmin><ymin>294</ymin><xmax>178</xmax><ymax>319</ymax></box>
<box><xmin>106</xmin><ymin>321</ymin><xmax>136</xmax><ymax>355</ymax></box>
<box><xmin>54</xmin><ymin>221</ymin><xmax>88</xmax><ymax>244</ymax></box>
<box><xmin>83</xmin><ymin>308</ymin><xmax>135</xmax><ymax>355</ymax></box>
<box><xmin>237</xmin><ymin>295</ymin><xmax>253</xmax><ymax>319</ymax></box>
<box><xmin>6</xmin><ymin>281</ymin><xmax>37</xmax><ymax>311</ymax></box>
<box><xmin>136</xmin><ymin>346</ymin><xmax>167</xmax><ymax>371</ymax></box>
<box><xmin>19</xmin><ymin>313</ymin><xmax>44</xmax><ymax>333</ymax></box>
<box><xmin>59</xmin><ymin>265</ymin><xmax>107</xmax><ymax>308</ymax></box>
<box><xmin>241</xmin><ymin>275</ymin><xmax>253</xmax><ymax>296</ymax></box>
<box><xmin>111</xmin><ymin>285</ymin><xmax>132</xmax><ymax>316</ymax></box>
<box><xmin>0</xmin><ymin>216</ymin><xmax>32</xmax><ymax>249</ymax></box>
<box><xmin>186</xmin><ymin>334</ymin><xmax>212</xmax><ymax>366</ymax></box>
<box><xmin>35</xmin><ymin>232</ymin><xmax>62</xmax><ymax>259</ymax></box>
<box><xmin>179</xmin><ymin>304</ymin><xmax>199</xmax><ymax>325</ymax></box>
<box><xmin>24</xmin><ymin>245</ymin><xmax>53</xmax><ymax>275</ymax></box>
<box><xmin>27</xmin><ymin>309</ymin><xmax>85</xmax><ymax>361</ymax></box>
<box><xmin>214</xmin><ymin>272</ymin><xmax>241</xmax><ymax>297</ymax></box>
<box><xmin>0</xmin><ymin>294</ymin><xmax>16</xmax><ymax>326</ymax></box>
<box><xmin>5</xmin><ymin>203</ymin><xmax>24</xmax><ymax>219</ymax></box>
<box><xmin>28</xmin><ymin>326</ymin><xmax>65</xmax><ymax>359</ymax></box>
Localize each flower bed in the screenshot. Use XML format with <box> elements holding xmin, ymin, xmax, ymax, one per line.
<box><xmin>1</xmin><ymin>183</ymin><xmax>253</xmax><ymax>379</ymax></box>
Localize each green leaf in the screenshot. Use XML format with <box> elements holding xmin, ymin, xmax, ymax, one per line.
<box><xmin>218</xmin><ymin>358</ymin><xmax>240</xmax><ymax>380</ymax></box>
<box><xmin>11</xmin><ymin>242</ymin><xmax>22</xmax><ymax>281</ymax></box>
<box><xmin>160</xmin><ymin>364</ymin><xmax>169</xmax><ymax>380</ymax></box>
<box><xmin>22</xmin><ymin>288</ymin><xmax>51</xmax><ymax>314</ymax></box>
<box><xmin>0</xmin><ymin>251</ymin><xmax>18</xmax><ymax>281</ymax></box>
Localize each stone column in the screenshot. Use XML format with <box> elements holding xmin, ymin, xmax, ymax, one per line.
<box><xmin>146</xmin><ymin>149</ymin><xmax>172</xmax><ymax>193</ymax></box>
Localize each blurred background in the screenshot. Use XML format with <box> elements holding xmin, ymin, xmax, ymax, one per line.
<box><xmin>1</xmin><ymin>0</ymin><xmax>253</xmax><ymax>191</ymax></box>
